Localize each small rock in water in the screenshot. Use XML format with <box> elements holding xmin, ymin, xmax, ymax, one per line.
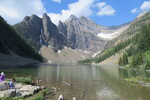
<box><xmin>39</xmin><ymin>80</ymin><xmax>44</xmax><ymax>82</ymax></box>
<box><xmin>57</xmin><ymin>95</ymin><xmax>63</xmax><ymax>100</ymax></box>
<box><xmin>36</xmin><ymin>79</ymin><xmax>44</xmax><ymax>83</ymax></box>
<box><xmin>51</xmin><ymin>87</ymin><xmax>57</xmax><ymax>92</ymax></box>
<box><xmin>142</xmin><ymin>83</ymin><xmax>150</xmax><ymax>87</ymax></box>
<box><xmin>62</xmin><ymin>81</ymin><xmax>71</xmax><ymax>86</ymax></box>
<box><xmin>73</xmin><ymin>97</ymin><xmax>76</xmax><ymax>100</ymax></box>
<box><xmin>40</xmin><ymin>86</ymin><xmax>45</xmax><ymax>89</ymax></box>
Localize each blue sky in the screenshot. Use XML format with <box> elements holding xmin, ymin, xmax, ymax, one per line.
<box><xmin>0</xmin><ymin>0</ymin><xmax>150</xmax><ymax>26</ymax></box>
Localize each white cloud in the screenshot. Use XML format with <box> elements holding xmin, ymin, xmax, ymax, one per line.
<box><xmin>0</xmin><ymin>0</ymin><xmax>46</xmax><ymax>25</ymax></box>
<box><xmin>48</xmin><ymin>0</ymin><xmax>95</xmax><ymax>25</ymax></box>
<box><xmin>131</xmin><ymin>8</ymin><xmax>138</xmax><ymax>13</ymax></box>
<box><xmin>96</xmin><ymin>2</ymin><xmax>116</xmax><ymax>16</ymax></box>
<box><xmin>131</xmin><ymin>1</ymin><xmax>150</xmax><ymax>14</ymax></box>
<box><xmin>140</xmin><ymin>1</ymin><xmax>150</xmax><ymax>10</ymax></box>
<box><xmin>52</xmin><ymin>0</ymin><xmax>61</xmax><ymax>3</ymax></box>
<box><xmin>0</xmin><ymin>0</ymin><xmax>116</xmax><ymax>25</ymax></box>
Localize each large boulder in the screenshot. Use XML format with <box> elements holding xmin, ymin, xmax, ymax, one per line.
<box><xmin>16</xmin><ymin>85</ymin><xmax>40</xmax><ymax>97</ymax></box>
<box><xmin>0</xmin><ymin>81</ymin><xmax>9</xmax><ymax>90</ymax></box>
<box><xmin>0</xmin><ymin>81</ymin><xmax>7</xmax><ymax>85</ymax></box>
<box><xmin>0</xmin><ymin>89</ymin><xmax>16</xmax><ymax>98</ymax></box>
<box><xmin>0</xmin><ymin>83</ymin><xmax>41</xmax><ymax>98</ymax></box>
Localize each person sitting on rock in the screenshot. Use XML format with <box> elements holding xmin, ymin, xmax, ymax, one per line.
<box><xmin>0</xmin><ymin>72</ymin><xmax>5</xmax><ymax>82</ymax></box>
<box><xmin>7</xmin><ymin>78</ymin><xmax>16</xmax><ymax>89</ymax></box>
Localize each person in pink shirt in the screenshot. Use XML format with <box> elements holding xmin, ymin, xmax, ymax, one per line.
<box><xmin>0</xmin><ymin>72</ymin><xmax>5</xmax><ymax>82</ymax></box>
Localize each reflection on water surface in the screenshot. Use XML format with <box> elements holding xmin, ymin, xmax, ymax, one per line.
<box><xmin>1</xmin><ymin>63</ymin><xmax>150</xmax><ymax>100</ymax></box>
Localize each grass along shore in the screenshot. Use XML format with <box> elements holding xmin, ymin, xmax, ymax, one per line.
<box><xmin>0</xmin><ymin>76</ymin><xmax>56</xmax><ymax>100</ymax></box>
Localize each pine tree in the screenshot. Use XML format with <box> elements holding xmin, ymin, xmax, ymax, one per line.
<box><xmin>118</xmin><ymin>52</ymin><xmax>128</xmax><ymax>66</ymax></box>
<box><xmin>118</xmin><ymin>56</ymin><xmax>122</xmax><ymax>66</ymax></box>
<box><xmin>122</xmin><ymin>52</ymin><xmax>128</xmax><ymax>65</ymax></box>
<box><xmin>138</xmin><ymin>24</ymin><xmax>150</xmax><ymax>52</ymax></box>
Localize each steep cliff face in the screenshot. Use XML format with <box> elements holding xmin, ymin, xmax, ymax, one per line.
<box><xmin>42</xmin><ymin>13</ymin><xmax>67</xmax><ymax>50</ymax></box>
<box><xmin>0</xmin><ymin>16</ymin><xmax>43</xmax><ymax>63</ymax></box>
<box><xmin>14</xmin><ymin>14</ymin><xmax>129</xmax><ymax>53</ymax></box>
<box><xmin>58</xmin><ymin>21</ymin><xmax>68</xmax><ymax>37</ymax></box>
<box><xmin>79</xmin><ymin>16</ymin><xmax>105</xmax><ymax>35</ymax></box>
<box><xmin>14</xmin><ymin>13</ymin><xmax>68</xmax><ymax>51</ymax></box>
<box><xmin>15</xmin><ymin>14</ymin><xmax>107</xmax><ymax>52</ymax></box>
<box><xmin>57</xmin><ymin>15</ymin><xmax>130</xmax><ymax>52</ymax></box>
<box><xmin>14</xmin><ymin>15</ymin><xmax>42</xmax><ymax>50</ymax></box>
<box><xmin>58</xmin><ymin>15</ymin><xmax>107</xmax><ymax>52</ymax></box>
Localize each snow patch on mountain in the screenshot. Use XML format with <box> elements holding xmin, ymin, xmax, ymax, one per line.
<box><xmin>97</xmin><ymin>31</ymin><xmax>121</xmax><ymax>40</ymax></box>
<box><xmin>92</xmin><ymin>51</ymin><xmax>101</xmax><ymax>57</ymax></box>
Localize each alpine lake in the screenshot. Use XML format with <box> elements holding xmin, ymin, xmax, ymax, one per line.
<box><xmin>1</xmin><ymin>63</ymin><xmax>150</xmax><ymax>100</ymax></box>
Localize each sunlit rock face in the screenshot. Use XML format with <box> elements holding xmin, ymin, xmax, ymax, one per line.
<box><xmin>14</xmin><ymin>13</ymin><xmax>68</xmax><ymax>51</ymax></box>
<box><xmin>14</xmin><ymin>14</ymin><xmax>130</xmax><ymax>52</ymax></box>
<box><xmin>61</xmin><ymin>15</ymin><xmax>107</xmax><ymax>52</ymax></box>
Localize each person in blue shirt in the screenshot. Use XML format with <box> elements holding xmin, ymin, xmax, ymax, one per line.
<box><xmin>7</xmin><ymin>78</ymin><xmax>16</xmax><ymax>89</ymax></box>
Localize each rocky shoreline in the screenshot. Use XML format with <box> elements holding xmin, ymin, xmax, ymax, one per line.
<box><xmin>0</xmin><ymin>81</ymin><xmax>45</xmax><ymax>98</ymax></box>
<box><xmin>124</xmin><ymin>77</ymin><xmax>150</xmax><ymax>88</ymax></box>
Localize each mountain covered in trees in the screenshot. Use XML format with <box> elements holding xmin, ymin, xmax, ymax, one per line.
<box><xmin>80</xmin><ymin>11</ymin><xmax>150</xmax><ymax>70</ymax></box>
<box><xmin>0</xmin><ymin>16</ymin><xmax>43</xmax><ymax>65</ymax></box>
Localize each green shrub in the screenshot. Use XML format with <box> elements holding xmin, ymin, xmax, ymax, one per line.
<box><xmin>0</xmin><ymin>97</ymin><xmax>24</xmax><ymax>100</ymax></box>
<box><xmin>31</xmin><ymin>89</ymin><xmax>52</xmax><ymax>100</ymax></box>
<box><xmin>31</xmin><ymin>96</ymin><xmax>44</xmax><ymax>100</ymax></box>
<box><xmin>124</xmin><ymin>76</ymin><xmax>150</xmax><ymax>83</ymax></box>
<box><xmin>14</xmin><ymin>75</ymin><xmax>32</xmax><ymax>84</ymax></box>
<box><xmin>118</xmin><ymin>52</ymin><xmax>128</xmax><ymax>66</ymax></box>
<box><xmin>0</xmin><ymin>97</ymin><xmax>13</xmax><ymax>100</ymax></box>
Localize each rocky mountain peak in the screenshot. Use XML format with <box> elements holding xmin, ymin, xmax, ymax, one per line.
<box><xmin>15</xmin><ymin>13</ymin><xmax>131</xmax><ymax>52</ymax></box>
<box><xmin>43</xmin><ymin>13</ymin><xmax>48</xmax><ymax>17</ymax></box>
<box><xmin>67</xmin><ymin>14</ymin><xmax>78</xmax><ymax>22</ymax></box>
<box><xmin>80</xmin><ymin>16</ymin><xmax>92</xmax><ymax>22</ymax></box>
<box><xmin>79</xmin><ymin>16</ymin><xmax>100</xmax><ymax>25</ymax></box>
<box><xmin>58</xmin><ymin>20</ymin><xmax>64</xmax><ymax>26</ymax></box>
<box><xmin>23</xmin><ymin>16</ymin><xmax>30</xmax><ymax>22</ymax></box>
<box><xmin>31</xmin><ymin>14</ymin><xmax>38</xmax><ymax>18</ymax></box>
<box><xmin>42</xmin><ymin>13</ymin><xmax>52</xmax><ymax>22</ymax></box>
<box><xmin>30</xmin><ymin>14</ymin><xmax>39</xmax><ymax>20</ymax></box>
<box><xmin>30</xmin><ymin>15</ymin><xmax>41</xmax><ymax>23</ymax></box>
<box><xmin>23</xmin><ymin>15</ymin><xmax>41</xmax><ymax>24</ymax></box>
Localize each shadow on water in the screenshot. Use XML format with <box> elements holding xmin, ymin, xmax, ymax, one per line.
<box><xmin>0</xmin><ymin>64</ymin><xmax>39</xmax><ymax>77</ymax></box>
<box><xmin>0</xmin><ymin>63</ymin><xmax>150</xmax><ymax>100</ymax></box>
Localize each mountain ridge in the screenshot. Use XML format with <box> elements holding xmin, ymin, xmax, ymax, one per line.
<box><xmin>0</xmin><ymin>16</ymin><xmax>43</xmax><ymax>65</ymax></box>
<box><xmin>14</xmin><ymin>10</ymin><xmax>149</xmax><ymax>63</ymax></box>
<box><xmin>13</xmin><ymin>13</ymin><xmax>133</xmax><ymax>63</ymax></box>
<box><xmin>79</xmin><ymin>11</ymin><xmax>150</xmax><ymax>69</ymax></box>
